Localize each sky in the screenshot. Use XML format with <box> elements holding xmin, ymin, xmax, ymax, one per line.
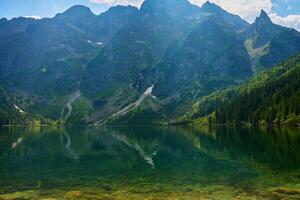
<box><xmin>0</xmin><ymin>0</ymin><xmax>299</xmax><ymax>30</ymax></box>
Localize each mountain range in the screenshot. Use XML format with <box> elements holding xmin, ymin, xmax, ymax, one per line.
<box><xmin>0</xmin><ymin>0</ymin><xmax>300</xmax><ymax>125</ymax></box>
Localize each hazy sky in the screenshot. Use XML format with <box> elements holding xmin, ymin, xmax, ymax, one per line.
<box><xmin>1</xmin><ymin>0</ymin><xmax>299</xmax><ymax>30</ymax></box>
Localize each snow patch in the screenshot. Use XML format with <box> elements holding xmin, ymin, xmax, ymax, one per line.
<box><xmin>144</xmin><ymin>85</ymin><xmax>154</xmax><ymax>95</ymax></box>
<box><xmin>87</xmin><ymin>40</ymin><xmax>103</xmax><ymax>46</ymax></box>
<box><xmin>95</xmin><ymin>85</ymin><xmax>157</xmax><ymax>125</ymax></box>
<box><xmin>144</xmin><ymin>85</ymin><xmax>157</xmax><ymax>99</ymax></box>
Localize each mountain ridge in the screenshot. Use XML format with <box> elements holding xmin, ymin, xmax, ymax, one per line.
<box><xmin>0</xmin><ymin>0</ymin><xmax>300</xmax><ymax>125</ymax></box>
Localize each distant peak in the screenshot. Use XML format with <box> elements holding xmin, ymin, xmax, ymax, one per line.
<box><xmin>203</xmin><ymin>1</ymin><xmax>212</xmax><ymax>6</ymax></box>
<box><xmin>140</xmin><ymin>0</ymin><xmax>198</xmax><ymax>16</ymax></box>
<box><xmin>259</xmin><ymin>10</ymin><xmax>268</xmax><ymax>18</ymax></box>
<box><xmin>107</xmin><ymin>5</ymin><xmax>138</xmax><ymax>13</ymax></box>
<box><xmin>0</xmin><ymin>18</ymin><xmax>7</xmax><ymax>23</ymax></box>
<box><xmin>141</xmin><ymin>0</ymin><xmax>192</xmax><ymax>9</ymax></box>
<box><xmin>61</xmin><ymin>5</ymin><xmax>93</xmax><ymax>16</ymax></box>
<box><xmin>256</xmin><ymin>9</ymin><xmax>272</xmax><ymax>24</ymax></box>
<box><xmin>68</xmin><ymin>5</ymin><xmax>91</xmax><ymax>12</ymax></box>
<box><xmin>201</xmin><ymin>1</ymin><xmax>222</xmax><ymax>12</ymax></box>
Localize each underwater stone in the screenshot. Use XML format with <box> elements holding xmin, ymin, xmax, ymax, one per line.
<box><xmin>0</xmin><ymin>190</ymin><xmax>38</xmax><ymax>200</ymax></box>
<box><xmin>64</xmin><ymin>191</ymin><xmax>81</xmax><ymax>199</ymax></box>
<box><xmin>102</xmin><ymin>185</ymin><xmax>113</xmax><ymax>191</ymax></box>
<box><xmin>275</xmin><ymin>188</ymin><xmax>300</xmax><ymax>195</ymax></box>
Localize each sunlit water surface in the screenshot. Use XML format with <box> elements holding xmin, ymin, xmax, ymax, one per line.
<box><xmin>0</xmin><ymin>126</ymin><xmax>300</xmax><ymax>199</ymax></box>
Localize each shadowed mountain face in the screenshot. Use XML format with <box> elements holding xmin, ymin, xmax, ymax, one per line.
<box><xmin>155</xmin><ymin>17</ymin><xmax>252</xmax><ymax>96</ymax></box>
<box><xmin>247</xmin><ymin>10</ymin><xmax>282</xmax><ymax>48</ymax></box>
<box><xmin>0</xmin><ymin>5</ymin><xmax>139</xmax><ymax>78</ymax></box>
<box><xmin>245</xmin><ymin>10</ymin><xmax>300</xmax><ymax>69</ymax></box>
<box><xmin>0</xmin><ymin>0</ymin><xmax>300</xmax><ymax>125</ymax></box>
<box><xmin>260</xmin><ymin>29</ymin><xmax>300</xmax><ymax>67</ymax></box>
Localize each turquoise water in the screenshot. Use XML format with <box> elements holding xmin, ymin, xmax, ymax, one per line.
<box><xmin>0</xmin><ymin>126</ymin><xmax>300</xmax><ymax>199</ymax></box>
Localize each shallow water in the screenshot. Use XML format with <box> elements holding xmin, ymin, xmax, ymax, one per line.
<box><xmin>0</xmin><ymin>126</ymin><xmax>300</xmax><ymax>200</ymax></box>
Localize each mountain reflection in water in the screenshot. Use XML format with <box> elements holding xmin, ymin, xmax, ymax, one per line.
<box><xmin>0</xmin><ymin>126</ymin><xmax>300</xmax><ymax>199</ymax></box>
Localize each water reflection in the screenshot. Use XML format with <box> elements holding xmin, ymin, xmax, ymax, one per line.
<box><xmin>109</xmin><ymin>130</ymin><xmax>156</xmax><ymax>168</ymax></box>
<box><xmin>0</xmin><ymin>126</ymin><xmax>299</xmax><ymax>199</ymax></box>
<box><xmin>60</xmin><ymin>131</ymin><xmax>79</xmax><ymax>160</ymax></box>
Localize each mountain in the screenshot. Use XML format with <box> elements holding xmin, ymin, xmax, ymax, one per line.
<box><xmin>97</xmin><ymin>5</ymin><xmax>140</xmax><ymax>43</ymax></box>
<box><xmin>140</xmin><ymin>0</ymin><xmax>201</xmax><ymax>18</ymax></box>
<box><xmin>54</xmin><ymin>5</ymin><xmax>101</xmax><ymax>37</ymax></box>
<box><xmin>245</xmin><ymin>10</ymin><xmax>300</xmax><ymax>70</ymax></box>
<box><xmin>0</xmin><ymin>5</ymin><xmax>138</xmax><ymax>78</ymax></box>
<box><xmin>0</xmin><ymin>83</ymin><xmax>51</xmax><ymax>125</ymax></box>
<box><xmin>0</xmin><ymin>5</ymin><xmax>141</xmax><ymax>123</ymax></box>
<box><xmin>155</xmin><ymin>16</ymin><xmax>252</xmax><ymax>96</ymax></box>
<box><xmin>260</xmin><ymin>29</ymin><xmax>300</xmax><ymax>67</ymax></box>
<box><xmin>81</xmin><ymin>0</ymin><xmax>206</xmax><ymax>121</ymax></box>
<box><xmin>150</xmin><ymin>16</ymin><xmax>252</xmax><ymax>117</ymax></box>
<box><xmin>200</xmin><ymin>1</ymin><xmax>249</xmax><ymax>31</ymax></box>
<box><xmin>184</xmin><ymin>53</ymin><xmax>300</xmax><ymax>126</ymax></box>
<box><xmin>246</xmin><ymin>10</ymin><xmax>282</xmax><ymax>48</ymax></box>
<box><xmin>0</xmin><ymin>0</ymin><xmax>300</xmax><ymax>125</ymax></box>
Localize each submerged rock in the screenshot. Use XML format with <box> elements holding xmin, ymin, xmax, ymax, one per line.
<box><xmin>64</xmin><ymin>191</ymin><xmax>81</xmax><ymax>199</ymax></box>
<box><xmin>275</xmin><ymin>188</ymin><xmax>300</xmax><ymax>195</ymax></box>
<box><xmin>0</xmin><ymin>190</ymin><xmax>38</xmax><ymax>200</ymax></box>
<box><xmin>102</xmin><ymin>185</ymin><xmax>113</xmax><ymax>192</ymax></box>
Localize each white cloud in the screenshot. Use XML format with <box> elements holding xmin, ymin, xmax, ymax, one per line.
<box><xmin>25</xmin><ymin>15</ymin><xmax>42</xmax><ymax>20</ymax></box>
<box><xmin>189</xmin><ymin>0</ymin><xmax>272</xmax><ymax>22</ymax></box>
<box><xmin>270</xmin><ymin>13</ymin><xmax>300</xmax><ymax>31</ymax></box>
<box><xmin>89</xmin><ymin>0</ymin><xmax>142</xmax><ymax>7</ymax></box>
<box><xmin>88</xmin><ymin>0</ymin><xmax>300</xmax><ymax>30</ymax></box>
<box><xmin>190</xmin><ymin>0</ymin><xmax>300</xmax><ymax>31</ymax></box>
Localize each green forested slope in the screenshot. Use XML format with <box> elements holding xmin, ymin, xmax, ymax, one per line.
<box><xmin>185</xmin><ymin>54</ymin><xmax>300</xmax><ymax>125</ymax></box>
<box><xmin>0</xmin><ymin>85</ymin><xmax>51</xmax><ymax>125</ymax></box>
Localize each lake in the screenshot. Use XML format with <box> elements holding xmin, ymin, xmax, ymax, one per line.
<box><xmin>0</xmin><ymin>126</ymin><xmax>300</xmax><ymax>199</ymax></box>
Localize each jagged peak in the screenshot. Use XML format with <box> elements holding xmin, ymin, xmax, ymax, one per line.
<box><xmin>256</xmin><ymin>9</ymin><xmax>272</xmax><ymax>24</ymax></box>
<box><xmin>202</xmin><ymin>1</ymin><xmax>212</xmax><ymax>7</ymax></box>
<box><xmin>259</xmin><ymin>10</ymin><xmax>268</xmax><ymax>17</ymax></box>
<box><xmin>201</xmin><ymin>1</ymin><xmax>222</xmax><ymax>12</ymax></box>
